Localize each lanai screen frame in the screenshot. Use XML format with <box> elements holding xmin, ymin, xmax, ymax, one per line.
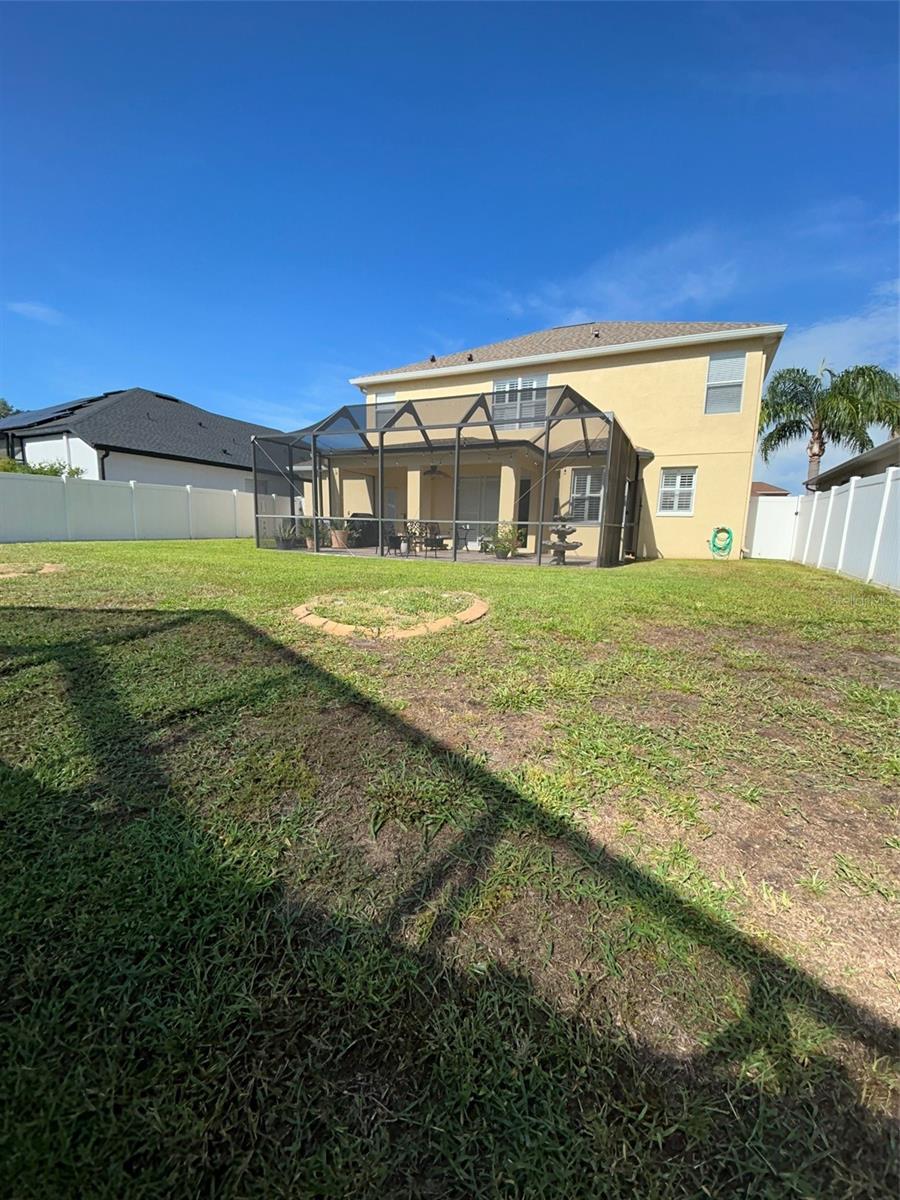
<box><xmin>251</xmin><ymin>385</ymin><xmax>646</xmax><ymax>567</ymax></box>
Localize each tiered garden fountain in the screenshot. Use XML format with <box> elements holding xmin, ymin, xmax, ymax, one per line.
<box><xmin>543</xmin><ymin>522</ymin><xmax>582</xmax><ymax>565</ymax></box>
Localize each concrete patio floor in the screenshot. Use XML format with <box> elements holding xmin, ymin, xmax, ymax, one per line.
<box><xmin>269</xmin><ymin>545</ymin><xmax>600</xmax><ymax>567</ymax></box>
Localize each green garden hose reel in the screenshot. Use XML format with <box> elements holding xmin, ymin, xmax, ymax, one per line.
<box><xmin>708</xmin><ymin>526</ymin><xmax>734</xmax><ymax>558</ymax></box>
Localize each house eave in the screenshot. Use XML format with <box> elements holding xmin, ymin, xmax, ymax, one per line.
<box><xmin>92</xmin><ymin>443</ymin><xmax>254</xmax><ymax>472</ymax></box>
<box><xmin>804</xmin><ymin>436</ymin><xmax>900</xmax><ymax>490</ymax></box>
<box><xmin>349</xmin><ymin>325</ymin><xmax>788</xmax><ymax>389</ymax></box>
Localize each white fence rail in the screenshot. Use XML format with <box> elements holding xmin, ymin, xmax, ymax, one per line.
<box><xmin>0</xmin><ymin>472</ymin><xmax>257</xmax><ymax>543</ymax></box>
<box><xmin>745</xmin><ymin>466</ymin><xmax>898</xmax><ymax>590</ymax></box>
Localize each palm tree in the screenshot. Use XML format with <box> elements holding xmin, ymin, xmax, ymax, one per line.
<box><xmin>759</xmin><ymin>364</ymin><xmax>900</xmax><ymax>485</ymax></box>
<box><xmin>830</xmin><ymin>365</ymin><xmax>900</xmax><ymax>438</ymax></box>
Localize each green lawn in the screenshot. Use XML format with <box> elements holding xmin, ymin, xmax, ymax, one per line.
<box><xmin>1</xmin><ymin>541</ymin><xmax>898</xmax><ymax>1198</ymax></box>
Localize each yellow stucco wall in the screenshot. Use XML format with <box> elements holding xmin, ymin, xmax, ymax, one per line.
<box><xmin>358</xmin><ymin>336</ymin><xmax>776</xmax><ymax>558</ymax></box>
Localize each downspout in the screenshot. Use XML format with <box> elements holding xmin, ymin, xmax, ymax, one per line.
<box><xmin>98</xmin><ymin>448</ymin><xmax>111</xmax><ymax>480</ymax></box>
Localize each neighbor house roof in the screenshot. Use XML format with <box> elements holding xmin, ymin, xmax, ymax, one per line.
<box><xmin>751</xmin><ymin>481</ymin><xmax>791</xmax><ymax>497</ymax></box>
<box><xmin>351</xmin><ymin>320</ymin><xmax>787</xmax><ymax>387</ymax></box>
<box><xmin>0</xmin><ymin>388</ymin><xmax>281</xmax><ymax>470</ymax></box>
<box><xmin>805</xmin><ymin>437</ymin><xmax>900</xmax><ymax>492</ymax></box>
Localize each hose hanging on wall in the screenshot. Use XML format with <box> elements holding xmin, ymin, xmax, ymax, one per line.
<box><xmin>708</xmin><ymin>526</ymin><xmax>734</xmax><ymax>558</ymax></box>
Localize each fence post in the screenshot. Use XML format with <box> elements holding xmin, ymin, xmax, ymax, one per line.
<box><xmin>867</xmin><ymin>466</ymin><xmax>897</xmax><ymax>583</ymax></box>
<box><xmin>61</xmin><ymin>474</ymin><xmax>71</xmax><ymax>541</ymax></box>
<box><xmin>816</xmin><ymin>486</ymin><xmax>836</xmax><ymax>569</ymax></box>
<box><xmin>787</xmin><ymin>496</ymin><xmax>802</xmax><ymax>561</ymax></box>
<box><xmin>836</xmin><ymin>476</ymin><xmax>859</xmax><ymax>575</ymax></box>
<box><xmin>232</xmin><ymin>489</ymin><xmax>239</xmax><ymax>538</ymax></box>
<box><xmin>130</xmin><ymin>481</ymin><xmax>139</xmax><ymax>539</ymax></box>
<box><xmin>186</xmin><ymin>485</ymin><xmax>193</xmax><ymax>539</ymax></box>
<box><xmin>802</xmin><ymin>490</ymin><xmax>819</xmax><ymax>564</ymax></box>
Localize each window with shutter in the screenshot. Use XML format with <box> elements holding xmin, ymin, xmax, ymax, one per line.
<box><xmin>492</xmin><ymin>375</ymin><xmax>548</xmax><ymax>429</ymax></box>
<box><xmin>657</xmin><ymin>467</ymin><xmax>696</xmax><ymax>515</ymax></box>
<box><xmin>570</xmin><ymin>467</ymin><xmax>605</xmax><ymax>521</ymax></box>
<box><xmin>705</xmin><ymin>352</ymin><xmax>745</xmax><ymax>414</ymax></box>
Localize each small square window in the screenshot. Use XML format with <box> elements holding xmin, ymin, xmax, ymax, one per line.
<box><xmin>657</xmin><ymin>467</ymin><xmax>696</xmax><ymax>516</ymax></box>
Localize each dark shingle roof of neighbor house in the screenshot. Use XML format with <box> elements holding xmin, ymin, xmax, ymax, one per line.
<box><xmin>0</xmin><ymin>388</ymin><xmax>281</xmax><ymax>470</ymax></box>
<box><xmin>353</xmin><ymin>320</ymin><xmax>783</xmax><ymax>381</ymax></box>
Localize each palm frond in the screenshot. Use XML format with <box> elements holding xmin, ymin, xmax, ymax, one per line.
<box><xmin>759</xmin><ymin>368</ymin><xmax>819</xmax><ymax>434</ymax></box>
<box><xmin>829</xmin><ymin>365</ymin><xmax>900</xmax><ymax>437</ymax></box>
<box><xmin>758</xmin><ymin>418</ymin><xmax>808</xmax><ymax>464</ymax></box>
<box><xmin>818</xmin><ymin>383</ymin><xmax>874</xmax><ymax>456</ymax></box>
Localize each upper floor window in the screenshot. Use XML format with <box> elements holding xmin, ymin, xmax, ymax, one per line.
<box><xmin>705</xmin><ymin>351</ymin><xmax>745</xmax><ymax>414</ymax></box>
<box><xmin>492</xmin><ymin>374</ymin><xmax>548</xmax><ymax>429</ymax></box>
<box><xmin>371</xmin><ymin>392</ymin><xmax>397</xmax><ymax>429</ymax></box>
<box><xmin>570</xmin><ymin>467</ymin><xmax>605</xmax><ymax>521</ymax></box>
<box><xmin>658</xmin><ymin>467</ymin><xmax>696</xmax><ymax>515</ymax></box>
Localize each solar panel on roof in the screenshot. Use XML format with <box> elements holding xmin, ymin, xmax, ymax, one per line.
<box><xmin>0</xmin><ymin>399</ymin><xmax>82</xmax><ymax>430</ymax></box>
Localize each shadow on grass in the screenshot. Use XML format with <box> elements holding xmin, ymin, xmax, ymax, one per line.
<box><xmin>1</xmin><ymin>606</ymin><xmax>896</xmax><ymax>1199</ymax></box>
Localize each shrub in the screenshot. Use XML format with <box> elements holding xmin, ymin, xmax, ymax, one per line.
<box><xmin>0</xmin><ymin>456</ymin><xmax>84</xmax><ymax>478</ymax></box>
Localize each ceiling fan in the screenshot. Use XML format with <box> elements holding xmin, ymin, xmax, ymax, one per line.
<box><xmin>422</xmin><ymin>464</ymin><xmax>451</xmax><ymax>478</ymax></box>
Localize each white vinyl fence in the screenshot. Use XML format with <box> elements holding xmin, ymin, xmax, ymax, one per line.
<box><xmin>0</xmin><ymin>472</ymin><xmax>258</xmax><ymax>543</ymax></box>
<box><xmin>745</xmin><ymin>466</ymin><xmax>898</xmax><ymax>590</ymax></box>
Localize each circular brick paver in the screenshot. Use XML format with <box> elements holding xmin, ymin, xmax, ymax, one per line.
<box><xmin>291</xmin><ymin>594</ymin><xmax>489</xmax><ymax>639</ymax></box>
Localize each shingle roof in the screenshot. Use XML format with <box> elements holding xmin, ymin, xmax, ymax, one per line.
<box><xmin>751</xmin><ymin>481</ymin><xmax>791</xmax><ymax>497</ymax></box>
<box><xmin>357</xmin><ymin>320</ymin><xmax>779</xmax><ymax>380</ymax></box>
<box><xmin>0</xmin><ymin>388</ymin><xmax>281</xmax><ymax>470</ymax></box>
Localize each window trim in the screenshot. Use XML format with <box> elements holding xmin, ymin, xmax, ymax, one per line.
<box><xmin>704</xmin><ymin>351</ymin><xmax>746</xmax><ymax>415</ymax></box>
<box><xmin>657</xmin><ymin>466</ymin><xmax>697</xmax><ymax>517</ymax></box>
<box><xmin>569</xmin><ymin>466</ymin><xmax>605</xmax><ymax>522</ymax></box>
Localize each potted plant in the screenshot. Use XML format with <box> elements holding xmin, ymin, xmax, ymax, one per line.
<box><xmin>275</xmin><ymin>521</ymin><xmax>299</xmax><ymax>550</ymax></box>
<box><xmin>492</xmin><ymin>522</ymin><xmax>520</xmax><ymax>560</ymax></box>
<box><xmin>298</xmin><ymin>518</ymin><xmax>315</xmax><ymax>550</ymax></box>
<box><xmin>478</xmin><ymin>525</ymin><xmax>496</xmax><ymax>554</ymax></box>
<box><xmin>329</xmin><ymin>518</ymin><xmax>349</xmax><ymax>549</ymax></box>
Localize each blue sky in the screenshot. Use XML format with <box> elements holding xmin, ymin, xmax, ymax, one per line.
<box><xmin>1</xmin><ymin>1</ymin><xmax>897</xmax><ymax>490</ymax></box>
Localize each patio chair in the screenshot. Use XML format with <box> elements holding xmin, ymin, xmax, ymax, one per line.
<box><xmin>453</xmin><ymin>523</ymin><xmax>471</xmax><ymax>551</ymax></box>
<box><xmin>422</xmin><ymin>522</ymin><xmax>448</xmax><ymax>558</ymax></box>
<box><xmin>382</xmin><ymin>522</ymin><xmax>404</xmax><ymax>556</ymax></box>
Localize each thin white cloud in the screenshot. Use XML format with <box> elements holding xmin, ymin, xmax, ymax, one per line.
<box><xmin>469</xmin><ymin>199</ymin><xmax>895</xmax><ymax>331</ymax></box>
<box><xmin>493</xmin><ymin>228</ymin><xmax>741</xmax><ymax>326</ymax></box>
<box><xmin>203</xmin><ymin>361</ymin><xmax>361</xmax><ymax>432</ymax></box>
<box><xmin>775</xmin><ymin>282</ymin><xmax>900</xmax><ymax>374</ymax></box>
<box><xmin>417</xmin><ymin>326</ymin><xmax>467</xmax><ymax>356</ymax></box>
<box><xmin>7</xmin><ymin>301</ymin><xmax>65</xmax><ymax>325</ymax></box>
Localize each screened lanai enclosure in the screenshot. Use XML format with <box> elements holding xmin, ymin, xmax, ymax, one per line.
<box><xmin>252</xmin><ymin>386</ymin><xmax>650</xmax><ymax>567</ymax></box>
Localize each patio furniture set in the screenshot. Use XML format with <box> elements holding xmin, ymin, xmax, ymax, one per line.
<box><xmin>383</xmin><ymin>520</ymin><xmax>471</xmax><ymax>558</ymax></box>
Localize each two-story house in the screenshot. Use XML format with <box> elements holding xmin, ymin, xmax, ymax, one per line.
<box><xmin>254</xmin><ymin>320</ymin><xmax>784</xmax><ymax>563</ymax></box>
